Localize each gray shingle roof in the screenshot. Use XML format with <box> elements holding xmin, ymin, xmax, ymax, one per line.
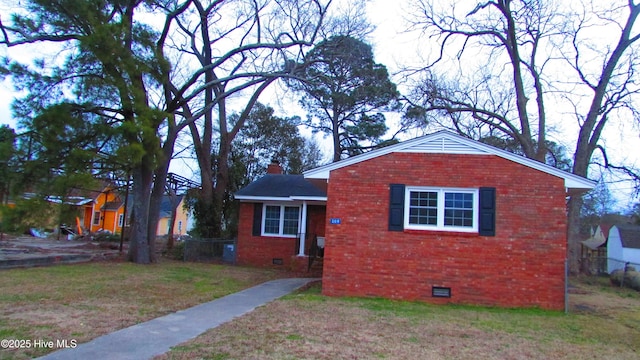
<box><xmin>101</xmin><ymin>201</ymin><xmax>122</xmax><ymax>211</ymax></box>
<box><xmin>235</xmin><ymin>174</ymin><xmax>326</xmax><ymax>198</ymax></box>
<box><xmin>159</xmin><ymin>195</ymin><xmax>184</xmax><ymax>218</ymax></box>
<box><xmin>616</xmin><ymin>224</ymin><xmax>640</xmax><ymax>249</ymax></box>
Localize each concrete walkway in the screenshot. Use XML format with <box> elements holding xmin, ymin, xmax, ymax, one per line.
<box><xmin>38</xmin><ymin>278</ymin><xmax>318</xmax><ymax>360</ymax></box>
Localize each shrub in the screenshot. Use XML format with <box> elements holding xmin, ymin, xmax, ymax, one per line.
<box><xmin>610</xmin><ymin>268</ymin><xmax>640</xmax><ymax>291</ymax></box>
<box><xmin>93</xmin><ymin>231</ymin><xmax>121</xmax><ymax>243</ymax></box>
<box><xmin>1</xmin><ymin>198</ymin><xmax>55</xmax><ymax>233</ymax></box>
<box><xmin>628</xmin><ymin>272</ymin><xmax>640</xmax><ymax>291</ymax></box>
<box><xmin>168</xmin><ymin>241</ymin><xmax>185</xmax><ymax>261</ymax></box>
<box><xmin>610</xmin><ymin>269</ymin><xmax>624</xmax><ymax>286</ymax></box>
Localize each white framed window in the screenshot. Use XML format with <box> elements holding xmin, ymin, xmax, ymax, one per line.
<box><xmin>93</xmin><ymin>211</ymin><xmax>101</xmax><ymax>226</ymax></box>
<box><xmin>262</xmin><ymin>204</ymin><xmax>300</xmax><ymax>237</ymax></box>
<box><xmin>405</xmin><ymin>187</ymin><xmax>478</xmax><ymax>232</ymax></box>
<box><xmin>118</xmin><ymin>214</ymin><xmax>124</xmax><ymax>227</ymax></box>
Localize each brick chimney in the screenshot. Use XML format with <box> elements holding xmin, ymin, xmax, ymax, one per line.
<box><xmin>266</xmin><ymin>160</ymin><xmax>283</xmax><ymax>174</ymax></box>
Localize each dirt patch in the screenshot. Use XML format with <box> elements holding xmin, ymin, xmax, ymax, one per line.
<box><xmin>569</xmin><ymin>277</ymin><xmax>640</xmax><ymax>315</ymax></box>
<box><xmin>0</xmin><ymin>234</ymin><xmax>124</xmax><ymax>262</ymax></box>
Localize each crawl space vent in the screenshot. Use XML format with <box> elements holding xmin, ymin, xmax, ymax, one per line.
<box><xmin>432</xmin><ymin>286</ymin><xmax>451</xmax><ymax>298</ymax></box>
<box><xmin>272</xmin><ymin>258</ymin><xmax>284</xmax><ymax>265</ymax></box>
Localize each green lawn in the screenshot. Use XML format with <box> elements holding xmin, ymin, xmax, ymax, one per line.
<box><xmin>1</xmin><ymin>261</ymin><xmax>639</xmax><ymax>360</ymax></box>
<box><xmin>0</xmin><ymin>259</ymin><xmax>282</xmax><ymax>360</ymax></box>
<box><xmin>157</xmin><ymin>279</ymin><xmax>640</xmax><ymax>360</ymax></box>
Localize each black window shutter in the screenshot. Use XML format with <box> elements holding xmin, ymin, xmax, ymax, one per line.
<box><xmin>478</xmin><ymin>187</ymin><xmax>496</xmax><ymax>236</ymax></box>
<box><xmin>252</xmin><ymin>203</ymin><xmax>263</xmax><ymax>236</ymax></box>
<box><xmin>389</xmin><ymin>184</ymin><xmax>405</xmax><ymax>231</ymax></box>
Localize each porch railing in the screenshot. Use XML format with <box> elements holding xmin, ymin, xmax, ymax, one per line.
<box><xmin>307</xmin><ymin>235</ymin><xmax>325</xmax><ymax>272</ymax></box>
<box><xmin>294</xmin><ymin>233</ymin><xmax>325</xmax><ymax>272</ymax></box>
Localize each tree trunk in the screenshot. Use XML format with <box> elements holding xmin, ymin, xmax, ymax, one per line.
<box><xmin>128</xmin><ymin>164</ymin><xmax>153</xmax><ymax>264</ymax></box>
<box><xmin>211</xmin><ymin>133</ymin><xmax>231</xmax><ymax>238</ymax></box>
<box><xmin>566</xmin><ymin>195</ymin><xmax>584</xmax><ymax>274</ymax></box>
<box><xmin>567</xmin><ymin>135</ymin><xmax>594</xmax><ymax>274</ymax></box>
<box><xmin>198</xmin><ymin>167</ymin><xmax>215</xmax><ymax>237</ymax></box>
<box><xmin>146</xmin><ymin>129</ymin><xmax>177</xmax><ymax>260</ymax></box>
<box><xmin>147</xmin><ymin>176</ymin><xmax>165</xmax><ymax>262</ymax></box>
<box><xmin>332</xmin><ymin>114</ymin><xmax>341</xmax><ymax>162</ymax></box>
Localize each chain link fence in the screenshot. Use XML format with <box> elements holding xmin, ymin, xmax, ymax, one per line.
<box><xmin>582</xmin><ymin>256</ymin><xmax>640</xmax><ymax>274</ymax></box>
<box><xmin>581</xmin><ymin>256</ymin><xmax>608</xmax><ymax>275</ymax></box>
<box><xmin>182</xmin><ymin>237</ymin><xmax>236</xmax><ymax>263</ymax></box>
<box><xmin>606</xmin><ymin>257</ymin><xmax>640</xmax><ymax>273</ymax></box>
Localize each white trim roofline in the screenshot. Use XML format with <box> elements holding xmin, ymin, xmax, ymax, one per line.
<box><xmin>303</xmin><ymin>130</ymin><xmax>596</xmax><ymax>190</ymax></box>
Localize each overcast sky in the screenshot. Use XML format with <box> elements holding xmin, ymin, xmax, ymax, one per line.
<box><xmin>0</xmin><ymin>0</ymin><xmax>638</xmax><ymax>207</ymax></box>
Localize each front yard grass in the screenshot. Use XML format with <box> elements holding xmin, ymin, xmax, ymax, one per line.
<box><xmin>2</xmin><ymin>260</ymin><xmax>639</xmax><ymax>360</ymax></box>
<box><xmin>158</xmin><ymin>278</ymin><xmax>640</xmax><ymax>360</ymax></box>
<box><xmin>0</xmin><ymin>259</ymin><xmax>282</xmax><ymax>360</ymax></box>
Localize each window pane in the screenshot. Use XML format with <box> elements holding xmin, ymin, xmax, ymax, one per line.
<box><xmin>264</xmin><ymin>206</ymin><xmax>280</xmax><ymax>234</ymax></box>
<box><xmin>444</xmin><ymin>192</ymin><xmax>473</xmax><ymax>227</ymax></box>
<box><xmin>282</xmin><ymin>207</ymin><xmax>300</xmax><ymax>235</ymax></box>
<box><xmin>409</xmin><ymin>191</ymin><xmax>438</xmax><ymax>225</ymax></box>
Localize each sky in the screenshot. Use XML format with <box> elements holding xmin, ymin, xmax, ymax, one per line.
<box><xmin>0</xmin><ymin>0</ymin><xmax>639</xmax><ymax>209</ymax></box>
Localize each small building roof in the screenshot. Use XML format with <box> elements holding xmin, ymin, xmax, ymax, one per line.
<box><xmin>582</xmin><ymin>237</ymin><xmax>606</xmax><ymax>250</ymax></box>
<box><xmin>582</xmin><ymin>223</ymin><xmax>610</xmax><ymax>250</ymax></box>
<box><xmin>613</xmin><ymin>224</ymin><xmax>640</xmax><ymax>249</ymax></box>
<box><xmin>235</xmin><ymin>174</ymin><xmax>327</xmax><ymax>201</ymax></box>
<box><xmin>159</xmin><ymin>195</ymin><xmax>184</xmax><ymax>218</ymax></box>
<box><xmin>599</xmin><ymin>223</ymin><xmax>612</xmax><ymax>238</ymax></box>
<box><xmin>101</xmin><ymin>201</ymin><xmax>123</xmax><ymax>211</ymax></box>
<box><xmin>45</xmin><ymin>195</ymin><xmax>94</xmax><ymax>206</ymax></box>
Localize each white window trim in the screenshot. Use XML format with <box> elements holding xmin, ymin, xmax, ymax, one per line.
<box><xmin>404</xmin><ymin>187</ymin><xmax>478</xmax><ymax>233</ymax></box>
<box><xmin>118</xmin><ymin>214</ymin><xmax>124</xmax><ymax>227</ymax></box>
<box><xmin>261</xmin><ymin>203</ymin><xmax>301</xmax><ymax>238</ymax></box>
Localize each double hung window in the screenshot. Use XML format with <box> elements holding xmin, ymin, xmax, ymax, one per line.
<box><xmin>262</xmin><ymin>205</ymin><xmax>300</xmax><ymax>237</ymax></box>
<box><xmin>405</xmin><ymin>187</ymin><xmax>477</xmax><ymax>232</ymax></box>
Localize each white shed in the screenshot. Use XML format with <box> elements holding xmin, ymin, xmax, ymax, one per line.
<box><xmin>607</xmin><ymin>224</ymin><xmax>640</xmax><ymax>273</ymax></box>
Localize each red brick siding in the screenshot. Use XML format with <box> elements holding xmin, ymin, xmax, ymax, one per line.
<box><xmin>236</xmin><ymin>203</ymin><xmax>327</xmax><ymax>268</ymax></box>
<box><xmin>322</xmin><ymin>153</ymin><xmax>568</xmax><ymax>310</ymax></box>
<box><xmin>236</xmin><ymin>202</ymin><xmax>297</xmax><ymax>267</ymax></box>
<box><xmin>307</xmin><ymin>205</ymin><xmax>326</xmax><ymax>237</ymax></box>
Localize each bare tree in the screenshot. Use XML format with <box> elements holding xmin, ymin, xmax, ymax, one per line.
<box><xmin>404</xmin><ymin>0</ymin><xmax>640</xmax><ymax>272</ymax></box>
<box><xmin>159</xmin><ymin>0</ymin><xmax>333</xmax><ymax>237</ymax></box>
<box><xmin>0</xmin><ymin>0</ymin><xmax>333</xmax><ymax>261</ymax></box>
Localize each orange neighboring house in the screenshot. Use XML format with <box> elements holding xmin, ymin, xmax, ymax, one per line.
<box><xmin>81</xmin><ymin>186</ymin><xmax>189</xmax><ymax>236</ymax></box>
<box><xmin>84</xmin><ymin>186</ymin><xmax>126</xmax><ymax>234</ymax></box>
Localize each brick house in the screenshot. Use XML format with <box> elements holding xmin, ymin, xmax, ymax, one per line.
<box><xmin>235</xmin><ymin>131</ymin><xmax>595</xmax><ymax>310</ymax></box>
